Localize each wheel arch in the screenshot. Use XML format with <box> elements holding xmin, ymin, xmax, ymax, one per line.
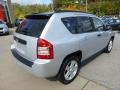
<box><xmin>111</xmin><ymin>36</ymin><xmax>115</xmax><ymax>41</ymax></box>
<box><xmin>56</xmin><ymin>50</ymin><xmax>82</xmax><ymax>79</ymax></box>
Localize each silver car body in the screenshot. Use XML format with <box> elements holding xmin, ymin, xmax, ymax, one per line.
<box><xmin>0</xmin><ymin>20</ymin><xmax>9</xmax><ymax>34</ymax></box>
<box><xmin>11</xmin><ymin>12</ymin><xmax>115</xmax><ymax>77</ymax></box>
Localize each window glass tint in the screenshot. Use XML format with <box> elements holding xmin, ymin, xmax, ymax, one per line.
<box><xmin>61</xmin><ymin>17</ymin><xmax>78</xmax><ymax>34</ymax></box>
<box><xmin>61</xmin><ymin>16</ymin><xmax>93</xmax><ymax>34</ymax></box>
<box><xmin>92</xmin><ymin>17</ymin><xmax>104</xmax><ymax>31</ymax></box>
<box><xmin>78</xmin><ymin>17</ymin><xmax>93</xmax><ymax>33</ymax></box>
<box><xmin>16</xmin><ymin>19</ymin><xmax>49</xmax><ymax>38</ymax></box>
<box><xmin>109</xmin><ymin>19</ymin><xmax>114</xmax><ymax>23</ymax></box>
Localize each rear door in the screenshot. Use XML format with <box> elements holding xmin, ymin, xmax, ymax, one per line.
<box><xmin>91</xmin><ymin>17</ymin><xmax>110</xmax><ymax>51</ymax></box>
<box><xmin>14</xmin><ymin>14</ymin><xmax>51</xmax><ymax>61</ymax></box>
<box><xmin>77</xmin><ymin>16</ymin><xmax>101</xmax><ymax>59</ymax></box>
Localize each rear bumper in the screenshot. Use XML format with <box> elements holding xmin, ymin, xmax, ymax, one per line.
<box><xmin>11</xmin><ymin>45</ymin><xmax>60</xmax><ymax>78</ymax></box>
<box><xmin>11</xmin><ymin>49</ymin><xmax>33</xmax><ymax>67</ymax></box>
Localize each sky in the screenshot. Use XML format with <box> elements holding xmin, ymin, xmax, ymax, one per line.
<box><xmin>11</xmin><ymin>0</ymin><xmax>52</xmax><ymax>5</ymax></box>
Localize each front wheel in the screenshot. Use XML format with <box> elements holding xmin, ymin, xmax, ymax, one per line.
<box><xmin>105</xmin><ymin>39</ymin><xmax>113</xmax><ymax>53</ymax></box>
<box><xmin>59</xmin><ymin>56</ymin><xmax>81</xmax><ymax>84</ymax></box>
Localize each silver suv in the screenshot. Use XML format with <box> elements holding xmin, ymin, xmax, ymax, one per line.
<box><xmin>11</xmin><ymin>11</ymin><xmax>115</xmax><ymax>84</ymax></box>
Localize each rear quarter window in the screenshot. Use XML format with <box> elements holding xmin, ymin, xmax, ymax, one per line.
<box><xmin>61</xmin><ymin>17</ymin><xmax>78</xmax><ymax>34</ymax></box>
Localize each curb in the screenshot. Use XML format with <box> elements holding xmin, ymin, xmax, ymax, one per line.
<box><xmin>79</xmin><ymin>76</ymin><xmax>110</xmax><ymax>90</ymax></box>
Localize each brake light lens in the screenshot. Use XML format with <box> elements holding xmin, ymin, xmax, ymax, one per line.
<box><xmin>37</xmin><ymin>39</ymin><xmax>54</xmax><ymax>59</ymax></box>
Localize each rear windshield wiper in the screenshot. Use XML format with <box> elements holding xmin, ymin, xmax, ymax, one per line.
<box><xmin>21</xmin><ymin>29</ymin><xmax>31</xmax><ymax>35</ymax></box>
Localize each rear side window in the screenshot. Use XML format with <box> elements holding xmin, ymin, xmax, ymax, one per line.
<box><xmin>61</xmin><ymin>16</ymin><xmax>93</xmax><ymax>34</ymax></box>
<box><xmin>78</xmin><ymin>17</ymin><xmax>93</xmax><ymax>33</ymax></box>
<box><xmin>16</xmin><ymin>15</ymin><xmax>50</xmax><ymax>38</ymax></box>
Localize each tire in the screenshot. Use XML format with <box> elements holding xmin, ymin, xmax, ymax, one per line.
<box><xmin>105</xmin><ymin>39</ymin><xmax>113</xmax><ymax>53</ymax></box>
<box><xmin>5</xmin><ymin>32</ymin><xmax>9</xmax><ymax>35</ymax></box>
<box><xmin>59</xmin><ymin>56</ymin><xmax>81</xmax><ymax>84</ymax></box>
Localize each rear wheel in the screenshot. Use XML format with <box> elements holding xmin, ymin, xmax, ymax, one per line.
<box><xmin>4</xmin><ymin>32</ymin><xmax>9</xmax><ymax>35</ymax></box>
<box><xmin>6</xmin><ymin>32</ymin><xmax>9</xmax><ymax>35</ymax></box>
<box><xmin>59</xmin><ymin>56</ymin><xmax>81</xmax><ymax>84</ymax></box>
<box><xmin>105</xmin><ymin>39</ymin><xmax>113</xmax><ymax>53</ymax></box>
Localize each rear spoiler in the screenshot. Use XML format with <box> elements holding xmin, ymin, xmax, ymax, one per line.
<box><xmin>25</xmin><ymin>14</ymin><xmax>53</xmax><ymax>19</ymax></box>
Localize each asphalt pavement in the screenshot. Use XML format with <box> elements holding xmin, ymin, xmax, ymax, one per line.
<box><xmin>80</xmin><ymin>32</ymin><xmax>120</xmax><ymax>90</ymax></box>
<box><xmin>0</xmin><ymin>30</ymin><xmax>120</xmax><ymax>90</ymax></box>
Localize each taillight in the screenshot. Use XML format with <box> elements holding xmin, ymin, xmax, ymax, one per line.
<box><xmin>37</xmin><ymin>39</ymin><xmax>54</xmax><ymax>59</ymax></box>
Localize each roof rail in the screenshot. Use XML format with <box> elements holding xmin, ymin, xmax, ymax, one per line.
<box><xmin>55</xmin><ymin>10</ymin><xmax>92</xmax><ymax>14</ymax></box>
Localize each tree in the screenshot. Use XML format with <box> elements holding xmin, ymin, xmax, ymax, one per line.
<box><xmin>89</xmin><ymin>0</ymin><xmax>120</xmax><ymax>16</ymax></box>
<box><xmin>12</xmin><ymin>0</ymin><xmax>120</xmax><ymax>18</ymax></box>
<box><xmin>12</xmin><ymin>3</ymin><xmax>50</xmax><ymax>19</ymax></box>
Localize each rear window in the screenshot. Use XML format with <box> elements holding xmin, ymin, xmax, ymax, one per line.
<box><xmin>16</xmin><ymin>15</ymin><xmax>50</xmax><ymax>38</ymax></box>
